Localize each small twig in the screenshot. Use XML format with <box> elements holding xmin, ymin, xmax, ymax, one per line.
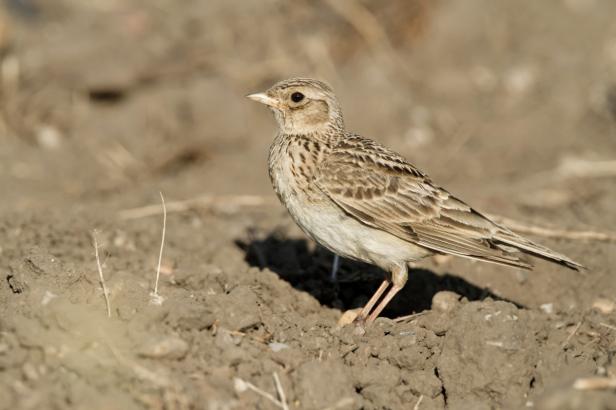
<box><xmin>394</xmin><ymin>311</ymin><xmax>428</xmax><ymax>323</ymax></box>
<box><xmin>519</xmin><ymin>156</ymin><xmax>616</xmax><ymax>189</ymax></box>
<box><xmin>557</xmin><ymin>157</ymin><xmax>616</xmax><ymax>179</ymax></box>
<box><xmin>561</xmin><ymin>320</ymin><xmax>583</xmax><ymax>349</ymax></box>
<box><xmin>413</xmin><ymin>394</ymin><xmax>424</xmax><ymax>410</ymax></box>
<box><xmin>273</xmin><ymin>373</ymin><xmax>289</xmax><ymax>410</ymax></box>
<box><xmin>599</xmin><ymin>322</ymin><xmax>616</xmax><ymax>332</ymax></box>
<box><xmin>581</xmin><ymin>337</ymin><xmax>599</xmax><ymax>349</ymax></box>
<box><xmin>154</xmin><ymin>192</ymin><xmax>166</xmax><ymax>295</ymax></box>
<box><xmin>118</xmin><ymin>194</ymin><xmax>271</xmax><ymax>219</ymax></box>
<box><xmin>488</xmin><ymin>214</ymin><xmax>616</xmax><ymax>243</ymax></box>
<box><xmin>340</xmin><ymin>344</ymin><xmax>358</xmax><ymax>359</ymax></box>
<box><xmin>234</xmin><ymin>377</ymin><xmax>284</xmax><ymax>409</ymax></box>
<box><xmin>321</xmin><ymin>397</ymin><xmax>356</xmax><ymax>410</ymax></box>
<box><xmin>227</xmin><ymin>329</ymin><xmax>270</xmax><ymax>344</ymax></box>
<box><xmin>150</xmin><ymin>192</ymin><xmax>166</xmax><ymax>305</ymax></box>
<box><xmin>92</xmin><ymin>231</ymin><xmax>111</xmax><ymax>318</ymax></box>
<box><xmin>573</xmin><ymin>376</ymin><xmax>616</xmax><ymax>390</ymax></box>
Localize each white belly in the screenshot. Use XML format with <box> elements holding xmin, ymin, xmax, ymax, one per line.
<box><xmin>284</xmin><ymin>193</ymin><xmax>431</xmax><ymax>270</ymax></box>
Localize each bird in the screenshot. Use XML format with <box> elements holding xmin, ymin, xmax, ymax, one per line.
<box><xmin>247</xmin><ymin>77</ymin><xmax>583</xmax><ymax>324</ymax></box>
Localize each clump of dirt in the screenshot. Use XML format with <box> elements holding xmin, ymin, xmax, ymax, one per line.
<box><xmin>1</xmin><ymin>210</ymin><xmax>615</xmax><ymax>410</ymax></box>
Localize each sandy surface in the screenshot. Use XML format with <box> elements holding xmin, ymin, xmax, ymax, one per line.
<box><xmin>1</xmin><ymin>1</ymin><xmax>616</xmax><ymax>409</ymax></box>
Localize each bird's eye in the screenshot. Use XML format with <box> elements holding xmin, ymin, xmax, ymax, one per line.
<box><xmin>290</xmin><ymin>92</ymin><xmax>304</xmax><ymax>103</ymax></box>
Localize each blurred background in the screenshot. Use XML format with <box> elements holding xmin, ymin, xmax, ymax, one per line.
<box><xmin>1</xmin><ymin>0</ymin><xmax>615</xmax><ymax>218</ymax></box>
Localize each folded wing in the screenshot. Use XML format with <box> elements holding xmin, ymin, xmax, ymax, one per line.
<box><xmin>315</xmin><ymin>135</ymin><xmax>582</xmax><ymax>271</ymax></box>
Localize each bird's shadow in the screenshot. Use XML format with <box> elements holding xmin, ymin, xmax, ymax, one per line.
<box><xmin>235</xmin><ymin>231</ymin><xmax>523</xmax><ymax>318</ymax></box>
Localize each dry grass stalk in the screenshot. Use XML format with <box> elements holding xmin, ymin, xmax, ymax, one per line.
<box><xmin>150</xmin><ymin>192</ymin><xmax>167</xmax><ymax>305</ymax></box>
<box><xmin>234</xmin><ymin>376</ymin><xmax>286</xmax><ymax>409</ymax></box>
<box><xmin>561</xmin><ymin>320</ymin><xmax>583</xmax><ymax>349</ymax></box>
<box><xmin>413</xmin><ymin>395</ymin><xmax>424</xmax><ymax>410</ymax></box>
<box><xmin>488</xmin><ymin>214</ymin><xmax>616</xmax><ymax>243</ymax></box>
<box><xmin>119</xmin><ymin>194</ymin><xmax>271</xmax><ymax>219</ymax></box>
<box><xmin>273</xmin><ymin>372</ymin><xmax>289</xmax><ymax>410</ymax></box>
<box><xmin>573</xmin><ymin>376</ymin><xmax>616</xmax><ymax>390</ymax></box>
<box><xmin>599</xmin><ymin>322</ymin><xmax>616</xmax><ymax>332</ymax></box>
<box><xmin>557</xmin><ymin>157</ymin><xmax>616</xmax><ymax>179</ymax></box>
<box><xmin>393</xmin><ymin>311</ymin><xmax>428</xmax><ymax>323</ymax></box>
<box><xmin>322</xmin><ymin>397</ymin><xmax>356</xmax><ymax>410</ymax></box>
<box><xmin>522</xmin><ymin>156</ymin><xmax>616</xmax><ymax>189</ymax></box>
<box><xmin>92</xmin><ymin>231</ymin><xmax>111</xmax><ymax>318</ymax></box>
<box><xmin>227</xmin><ymin>329</ymin><xmax>270</xmax><ymax>344</ymax></box>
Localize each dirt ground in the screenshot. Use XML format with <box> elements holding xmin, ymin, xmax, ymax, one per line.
<box><xmin>1</xmin><ymin>1</ymin><xmax>616</xmax><ymax>409</ymax></box>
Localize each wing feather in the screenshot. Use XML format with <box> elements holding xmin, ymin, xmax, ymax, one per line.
<box><xmin>315</xmin><ymin>134</ymin><xmax>582</xmax><ymax>270</ymax></box>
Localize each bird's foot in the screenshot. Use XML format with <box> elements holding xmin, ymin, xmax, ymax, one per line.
<box><xmin>337</xmin><ymin>307</ymin><xmax>361</xmax><ymax>327</ymax></box>
<box><xmin>336</xmin><ymin>307</ymin><xmax>369</xmax><ymax>335</ymax></box>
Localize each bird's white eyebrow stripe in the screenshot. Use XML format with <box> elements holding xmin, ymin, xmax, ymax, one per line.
<box><xmin>273</xmin><ymin>78</ymin><xmax>333</xmax><ymax>93</ymax></box>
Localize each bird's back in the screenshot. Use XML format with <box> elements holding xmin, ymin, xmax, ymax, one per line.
<box><xmin>315</xmin><ymin>133</ymin><xmax>583</xmax><ymax>271</ymax></box>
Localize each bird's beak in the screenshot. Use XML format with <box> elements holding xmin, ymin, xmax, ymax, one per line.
<box><xmin>246</xmin><ymin>92</ymin><xmax>281</xmax><ymax>109</ymax></box>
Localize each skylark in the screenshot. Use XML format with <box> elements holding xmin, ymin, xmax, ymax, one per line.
<box><xmin>248</xmin><ymin>77</ymin><xmax>583</xmax><ymax>324</ymax></box>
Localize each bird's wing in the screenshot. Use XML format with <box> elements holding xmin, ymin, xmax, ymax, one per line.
<box><xmin>315</xmin><ymin>135</ymin><xmax>582</xmax><ymax>270</ymax></box>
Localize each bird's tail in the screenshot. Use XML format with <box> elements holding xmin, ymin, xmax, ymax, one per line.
<box><xmin>492</xmin><ymin>229</ymin><xmax>584</xmax><ymax>271</ymax></box>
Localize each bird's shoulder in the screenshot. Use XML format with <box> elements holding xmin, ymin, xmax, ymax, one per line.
<box><xmin>316</xmin><ymin>133</ymin><xmax>440</xmax><ymax>204</ymax></box>
<box><xmin>324</xmin><ymin>133</ymin><xmax>428</xmax><ymax>179</ymax></box>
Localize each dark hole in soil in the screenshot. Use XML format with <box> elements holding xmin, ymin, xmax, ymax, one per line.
<box><xmin>87</xmin><ymin>88</ymin><xmax>127</xmax><ymax>104</ymax></box>
<box><xmin>6</xmin><ymin>274</ymin><xmax>23</xmax><ymax>294</ymax></box>
<box><xmin>236</xmin><ymin>232</ymin><xmax>523</xmax><ymax>318</ymax></box>
<box><xmin>435</xmin><ymin>367</ymin><xmax>447</xmax><ymax>405</ymax></box>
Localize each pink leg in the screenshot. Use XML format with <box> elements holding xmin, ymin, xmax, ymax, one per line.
<box><xmin>356</xmin><ymin>280</ymin><xmax>390</xmax><ymax>321</ymax></box>
<box><xmin>366</xmin><ymin>264</ymin><xmax>409</xmax><ymax>323</ymax></box>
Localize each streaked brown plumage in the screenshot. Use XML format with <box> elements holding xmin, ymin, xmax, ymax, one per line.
<box><xmin>248</xmin><ymin>77</ymin><xmax>583</xmax><ymax>324</ymax></box>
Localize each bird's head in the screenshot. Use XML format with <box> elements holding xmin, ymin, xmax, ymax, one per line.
<box><xmin>247</xmin><ymin>78</ymin><xmax>344</xmax><ymax>134</ymax></box>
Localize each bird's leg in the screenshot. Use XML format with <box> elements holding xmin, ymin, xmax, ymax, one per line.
<box><xmin>356</xmin><ymin>280</ymin><xmax>390</xmax><ymax>322</ymax></box>
<box><xmin>330</xmin><ymin>254</ymin><xmax>340</xmax><ymax>282</ymax></box>
<box><xmin>366</xmin><ymin>264</ymin><xmax>408</xmax><ymax>323</ymax></box>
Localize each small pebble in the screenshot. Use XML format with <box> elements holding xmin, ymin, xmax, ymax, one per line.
<box><xmin>504</xmin><ymin>65</ymin><xmax>536</xmax><ymax>96</ymax></box>
<box><xmin>431</xmin><ymin>291</ymin><xmax>461</xmax><ymax>313</ymax></box>
<box><xmin>41</xmin><ymin>290</ymin><xmax>58</xmax><ymax>306</ymax></box>
<box><xmin>540</xmin><ymin>303</ymin><xmax>554</xmax><ymax>314</ymax></box>
<box><xmin>22</xmin><ymin>362</ymin><xmax>40</xmax><ymax>381</ymax></box>
<box><xmin>138</xmin><ymin>336</ymin><xmax>189</xmax><ymax>360</ymax></box>
<box><xmin>269</xmin><ymin>342</ymin><xmax>289</xmax><ymax>352</ymax></box>
<box><xmin>592</xmin><ymin>298</ymin><xmax>615</xmax><ymax>314</ymax></box>
<box><xmin>36</xmin><ymin>125</ymin><xmax>62</xmax><ymax>149</ymax></box>
<box><xmin>353</xmin><ymin>325</ymin><xmax>366</xmax><ymax>336</ymax></box>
